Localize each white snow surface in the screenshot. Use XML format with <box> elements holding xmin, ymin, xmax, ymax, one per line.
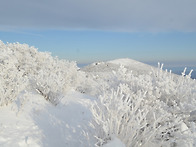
<box><xmin>103</xmin><ymin>136</ymin><xmax>126</xmax><ymax>147</ymax></box>
<box><xmin>1</xmin><ymin>41</ymin><xmax>196</xmax><ymax>147</ymax></box>
<box><xmin>0</xmin><ymin>90</ymin><xmax>95</xmax><ymax>147</ymax></box>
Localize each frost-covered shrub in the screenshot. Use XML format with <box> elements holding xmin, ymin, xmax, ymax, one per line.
<box><xmin>78</xmin><ymin>64</ymin><xmax>128</xmax><ymax>97</ymax></box>
<box><xmin>149</xmin><ymin>64</ymin><xmax>196</xmax><ymax>119</ymax></box>
<box><xmin>111</xmin><ymin>62</ymin><xmax>196</xmax><ymax>119</ymax></box>
<box><xmin>91</xmin><ymin>84</ymin><xmax>193</xmax><ymax>147</ymax></box>
<box><xmin>0</xmin><ymin>41</ymin><xmax>27</xmax><ymax>106</ymax></box>
<box><xmin>30</xmin><ymin>57</ymin><xmax>79</xmax><ymax>104</ymax></box>
<box><xmin>0</xmin><ymin>40</ymin><xmax>79</xmax><ymax>104</ymax></box>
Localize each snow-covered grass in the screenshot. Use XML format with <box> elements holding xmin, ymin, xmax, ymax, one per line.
<box><xmin>0</xmin><ymin>41</ymin><xmax>196</xmax><ymax>147</ymax></box>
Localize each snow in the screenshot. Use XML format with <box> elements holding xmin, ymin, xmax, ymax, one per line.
<box><xmin>1</xmin><ymin>41</ymin><xmax>196</xmax><ymax>147</ymax></box>
<box><xmin>108</xmin><ymin>58</ymin><xmax>153</xmax><ymax>72</ymax></box>
<box><xmin>0</xmin><ymin>90</ymin><xmax>95</xmax><ymax>147</ymax></box>
<box><xmin>108</xmin><ymin>58</ymin><xmax>155</xmax><ymax>75</ymax></box>
<box><xmin>82</xmin><ymin>58</ymin><xmax>154</xmax><ymax>76</ymax></box>
<box><xmin>103</xmin><ymin>136</ymin><xmax>125</xmax><ymax>147</ymax></box>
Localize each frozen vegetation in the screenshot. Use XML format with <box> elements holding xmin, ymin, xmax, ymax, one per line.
<box><xmin>0</xmin><ymin>41</ymin><xmax>196</xmax><ymax>147</ymax></box>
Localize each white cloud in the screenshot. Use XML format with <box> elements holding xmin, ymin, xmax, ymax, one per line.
<box><xmin>0</xmin><ymin>0</ymin><xmax>196</xmax><ymax>32</ymax></box>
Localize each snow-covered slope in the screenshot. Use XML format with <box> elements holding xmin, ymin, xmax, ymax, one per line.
<box><xmin>1</xmin><ymin>41</ymin><xmax>196</xmax><ymax>147</ymax></box>
<box><xmin>81</xmin><ymin>58</ymin><xmax>172</xmax><ymax>79</ymax></box>
<box><xmin>108</xmin><ymin>58</ymin><xmax>154</xmax><ymax>74</ymax></box>
<box><xmin>82</xmin><ymin>58</ymin><xmax>154</xmax><ymax>75</ymax></box>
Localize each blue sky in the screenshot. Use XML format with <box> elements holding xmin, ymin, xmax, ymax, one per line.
<box><xmin>0</xmin><ymin>0</ymin><xmax>196</xmax><ymax>66</ymax></box>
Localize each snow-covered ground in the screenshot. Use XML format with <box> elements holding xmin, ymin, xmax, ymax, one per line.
<box><xmin>0</xmin><ymin>90</ymin><xmax>96</xmax><ymax>147</ymax></box>
<box><xmin>1</xmin><ymin>41</ymin><xmax>196</xmax><ymax>147</ymax></box>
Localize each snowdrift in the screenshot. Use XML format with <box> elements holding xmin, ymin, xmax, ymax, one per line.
<box><xmin>0</xmin><ymin>41</ymin><xmax>196</xmax><ymax>147</ymax></box>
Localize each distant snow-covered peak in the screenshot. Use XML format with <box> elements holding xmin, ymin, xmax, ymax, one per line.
<box><xmin>108</xmin><ymin>58</ymin><xmax>153</xmax><ymax>68</ymax></box>
<box><xmin>107</xmin><ymin>58</ymin><xmax>143</xmax><ymax>66</ymax></box>
<box><xmin>82</xmin><ymin>58</ymin><xmax>155</xmax><ymax>76</ymax></box>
